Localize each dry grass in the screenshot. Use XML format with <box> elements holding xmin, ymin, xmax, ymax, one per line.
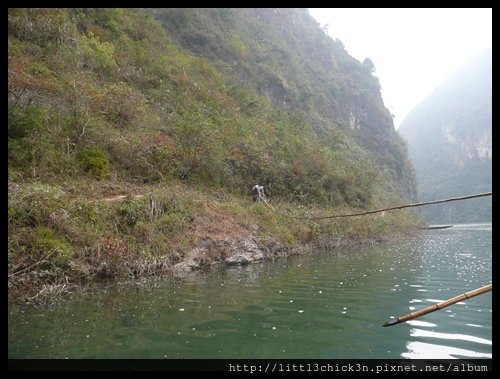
<box><xmin>193</xmin><ymin>204</ymin><xmax>250</xmax><ymax>240</ymax></box>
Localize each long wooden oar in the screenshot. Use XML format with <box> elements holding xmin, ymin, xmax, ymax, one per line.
<box><xmin>382</xmin><ymin>284</ymin><xmax>492</xmax><ymax>327</ymax></box>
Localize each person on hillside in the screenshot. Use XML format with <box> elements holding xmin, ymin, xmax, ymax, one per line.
<box><xmin>252</xmin><ymin>184</ymin><xmax>264</xmax><ymax>202</ymax></box>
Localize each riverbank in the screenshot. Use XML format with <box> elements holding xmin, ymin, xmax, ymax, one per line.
<box><xmin>8</xmin><ymin>180</ymin><xmax>424</xmax><ymax>304</ymax></box>
<box><xmin>9</xmin><ymin>223</ymin><xmax>491</xmax><ymax>359</ymax></box>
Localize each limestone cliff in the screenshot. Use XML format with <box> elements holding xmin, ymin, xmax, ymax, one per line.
<box><xmin>399</xmin><ymin>49</ymin><xmax>492</xmax><ymax>223</ymax></box>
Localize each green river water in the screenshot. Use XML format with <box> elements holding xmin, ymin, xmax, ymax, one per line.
<box><xmin>8</xmin><ymin>223</ymin><xmax>492</xmax><ymax>359</ymax></box>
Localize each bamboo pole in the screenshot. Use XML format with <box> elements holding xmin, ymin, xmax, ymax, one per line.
<box><xmin>253</xmin><ymin>191</ymin><xmax>491</xmax><ymax>221</ymax></box>
<box><xmin>260</xmin><ymin>194</ymin><xmax>276</xmax><ymax>211</ymax></box>
<box><xmin>382</xmin><ymin>284</ymin><xmax>492</xmax><ymax>327</ymax></box>
<box><xmin>252</xmin><ymin>192</ymin><xmax>493</xmax><ymax>220</ymax></box>
<box><xmin>301</xmin><ymin>192</ymin><xmax>492</xmax><ymax>220</ymax></box>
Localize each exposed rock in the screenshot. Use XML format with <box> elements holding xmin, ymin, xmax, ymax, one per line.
<box><xmin>250</xmin><ymin>224</ymin><xmax>260</xmax><ymax>234</ymax></box>
<box><xmin>172</xmin><ymin>260</ymin><xmax>198</xmax><ymax>274</ymax></box>
<box><xmin>223</xmin><ymin>237</ymin><xmax>264</xmax><ymax>265</ymax></box>
<box><xmin>256</xmin><ymin>238</ymin><xmax>287</xmax><ymax>259</ymax></box>
<box><xmin>198</xmin><ymin>238</ymin><xmax>214</xmax><ymax>250</ymax></box>
<box><xmin>172</xmin><ymin>234</ymin><xmax>372</xmax><ymax>273</ymax></box>
<box><xmin>168</xmin><ymin>250</ymin><xmax>184</xmax><ymax>265</ymax></box>
<box><xmin>348</xmin><ymin>111</ymin><xmax>360</xmax><ymax>130</ymax></box>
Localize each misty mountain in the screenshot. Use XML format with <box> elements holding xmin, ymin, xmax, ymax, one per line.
<box><xmin>398</xmin><ymin>49</ymin><xmax>492</xmax><ymax>223</ymax></box>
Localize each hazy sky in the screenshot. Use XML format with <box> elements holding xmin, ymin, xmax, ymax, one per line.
<box><xmin>308</xmin><ymin>8</ymin><xmax>492</xmax><ymax>129</ymax></box>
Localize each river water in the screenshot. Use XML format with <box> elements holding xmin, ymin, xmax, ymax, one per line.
<box><xmin>8</xmin><ymin>223</ymin><xmax>492</xmax><ymax>359</ymax></box>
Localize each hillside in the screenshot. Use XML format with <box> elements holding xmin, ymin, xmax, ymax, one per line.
<box><xmin>8</xmin><ymin>8</ymin><xmax>421</xmax><ymax>302</ymax></box>
<box><xmin>151</xmin><ymin>8</ymin><xmax>417</xmax><ymax>201</ymax></box>
<box><xmin>398</xmin><ymin>49</ymin><xmax>492</xmax><ymax>223</ymax></box>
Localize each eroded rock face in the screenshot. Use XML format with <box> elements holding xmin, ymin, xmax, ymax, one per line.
<box><xmin>173</xmin><ymin>236</ymin><xmax>293</xmax><ymax>275</ymax></box>
<box><xmin>223</xmin><ymin>237</ymin><xmax>264</xmax><ymax>265</ymax></box>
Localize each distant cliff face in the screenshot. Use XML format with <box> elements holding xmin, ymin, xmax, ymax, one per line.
<box><xmin>399</xmin><ymin>49</ymin><xmax>492</xmax><ymax>223</ymax></box>
<box><xmin>150</xmin><ymin>8</ymin><xmax>417</xmax><ymax>202</ymax></box>
<box><xmin>440</xmin><ymin>122</ymin><xmax>491</xmax><ymax>167</ymax></box>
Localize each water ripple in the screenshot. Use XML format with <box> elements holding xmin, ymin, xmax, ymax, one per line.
<box><xmin>410</xmin><ymin>328</ymin><xmax>492</xmax><ymax>345</ymax></box>
<box><xmin>406</xmin><ymin>320</ymin><xmax>437</xmax><ymax>327</ymax></box>
<box><xmin>402</xmin><ymin>341</ymin><xmax>492</xmax><ymax>359</ymax></box>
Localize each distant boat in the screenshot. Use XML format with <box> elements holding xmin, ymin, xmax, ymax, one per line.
<box><xmin>422</xmin><ymin>225</ymin><xmax>453</xmax><ymax>230</ymax></box>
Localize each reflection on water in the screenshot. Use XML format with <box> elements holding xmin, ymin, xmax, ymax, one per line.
<box><xmin>410</xmin><ymin>329</ymin><xmax>491</xmax><ymax>345</ymax></box>
<box><xmin>406</xmin><ymin>320</ymin><xmax>437</xmax><ymax>328</ymax></box>
<box><xmin>402</xmin><ymin>342</ymin><xmax>492</xmax><ymax>359</ymax></box>
<box><xmin>8</xmin><ymin>224</ymin><xmax>491</xmax><ymax>359</ymax></box>
<box><xmin>397</xmin><ymin>223</ymin><xmax>492</xmax><ymax>360</ymax></box>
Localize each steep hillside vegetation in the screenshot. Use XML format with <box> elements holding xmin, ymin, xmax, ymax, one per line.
<box><xmin>151</xmin><ymin>8</ymin><xmax>417</xmax><ymax>202</ymax></box>
<box><xmin>399</xmin><ymin>49</ymin><xmax>492</xmax><ymax>223</ymax></box>
<box><xmin>8</xmin><ymin>8</ymin><xmax>421</xmax><ymax>301</ymax></box>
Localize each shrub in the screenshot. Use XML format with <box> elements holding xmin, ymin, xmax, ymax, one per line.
<box><xmin>78</xmin><ymin>148</ymin><xmax>111</xmax><ymax>179</ymax></box>
<box><xmin>79</xmin><ymin>32</ymin><xmax>118</xmax><ymax>75</ymax></box>
<box><xmin>8</xmin><ymin>104</ymin><xmax>44</xmax><ymax>140</ymax></box>
<box><xmin>116</xmin><ymin>200</ymin><xmax>141</xmax><ymax>230</ymax></box>
<box><xmin>35</xmin><ymin>226</ymin><xmax>74</xmax><ymax>265</ymax></box>
<box><xmin>99</xmin><ymin>82</ymin><xmax>145</xmax><ymax>128</ymax></box>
